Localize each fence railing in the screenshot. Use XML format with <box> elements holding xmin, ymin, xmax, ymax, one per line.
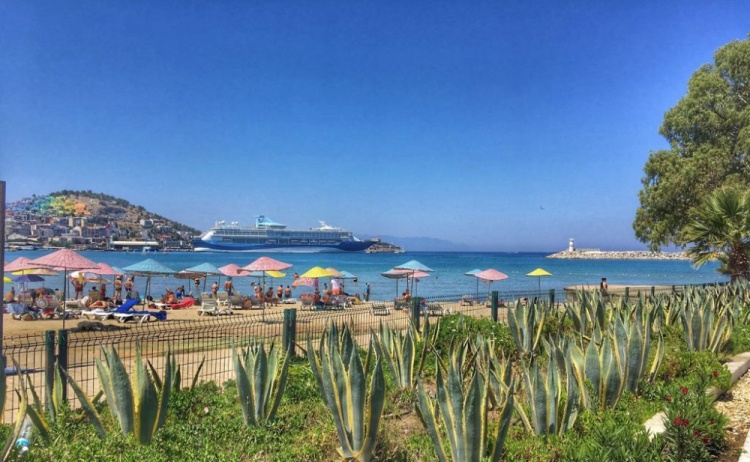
<box><xmin>0</xmin><ymin>284</ymin><xmax>697</xmax><ymax>422</ymax></box>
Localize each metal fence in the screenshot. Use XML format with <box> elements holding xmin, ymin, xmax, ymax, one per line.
<box><xmin>1</xmin><ymin>284</ymin><xmax>682</xmax><ymax>422</ymax></box>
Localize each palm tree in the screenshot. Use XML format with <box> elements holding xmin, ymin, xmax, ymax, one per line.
<box><xmin>683</xmin><ymin>187</ymin><xmax>750</xmax><ymax>282</ymax></box>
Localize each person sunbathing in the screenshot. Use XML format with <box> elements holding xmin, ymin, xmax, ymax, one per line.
<box><xmin>82</xmin><ymin>296</ymin><xmax>108</xmax><ymax>309</ymax></box>
<box><xmin>161</xmin><ymin>289</ymin><xmax>177</xmax><ymax>304</ymax></box>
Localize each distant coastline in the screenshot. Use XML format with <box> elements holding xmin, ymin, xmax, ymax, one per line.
<box><xmin>547</xmin><ymin>250</ymin><xmax>690</xmax><ymax>260</ymax></box>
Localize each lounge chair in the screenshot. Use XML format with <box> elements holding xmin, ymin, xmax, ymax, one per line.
<box><xmin>5</xmin><ymin>302</ymin><xmax>40</xmax><ymax>321</ymax></box>
<box><xmin>113</xmin><ymin>308</ymin><xmax>168</xmax><ymax>324</ymax></box>
<box><xmin>423</xmin><ymin>303</ymin><xmax>448</xmax><ymax>317</ymax></box>
<box><xmin>300</xmin><ymin>296</ymin><xmax>315</xmax><ymax>311</ymax></box>
<box><xmin>198</xmin><ymin>299</ymin><xmax>232</xmax><ymax>316</ymax></box>
<box><xmin>82</xmin><ymin>298</ymin><xmax>140</xmax><ymax>321</ymax></box>
<box><xmin>370</xmin><ymin>303</ymin><xmax>391</xmax><ymax>316</ymax></box>
<box><xmin>216</xmin><ymin>291</ymin><xmax>229</xmax><ymax>306</ymax></box>
<box><xmin>228</xmin><ymin>295</ymin><xmax>244</xmax><ymax>310</ymax></box>
<box><xmin>460</xmin><ymin>295</ymin><xmax>475</xmax><ymax>306</ymax></box>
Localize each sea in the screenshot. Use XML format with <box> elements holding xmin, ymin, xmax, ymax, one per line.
<box><xmin>4</xmin><ymin>250</ymin><xmax>727</xmax><ymax>301</ymax></box>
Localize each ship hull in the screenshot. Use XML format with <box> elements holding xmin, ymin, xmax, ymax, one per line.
<box><xmin>192</xmin><ymin>239</ymin><xmax>374</xmax><ymax>253</ymax></box>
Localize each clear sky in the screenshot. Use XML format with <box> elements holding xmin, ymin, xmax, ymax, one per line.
<box><xmin>2</xmin><ymin>1</ymin><xmax>748</xmax><ymax>251</ymax></box>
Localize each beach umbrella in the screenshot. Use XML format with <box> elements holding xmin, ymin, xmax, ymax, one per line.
<box><xmin>91</xmin><ymin>262</ymin><xmax>123</xmax><ymax>276</ymax></box>
<box><xmin>184</xmin><ymin>262</ymin><xmax>225</xmax><ymax>292</ymax></box>
<box><xmin>381</xmin><ymin>268</ymin><xmax>430</xmax><ymax>298</ymax></box>
<box><xmin>12</xmin><ymin>274</ymin><xmax>44</xmax><ymax>283</ymax></box>
<box><xmin>526</xmin><ymin>268</ymin><xmax>553</xmax><ymax>291</ymax></box>
<box><xmin>123</xmin><ymin>258</ymin><xmax>176</xmax><ymax>297</ymax></box>
<box><xmin>219</xmin><ymin>264</ymin><xmax>249</xmax><ymax>278</ymax></box>
<box><xmin>241</xmin><ymin>257</ymin><xmax>292</xmax><ymax>291</ymax></box>
<box><xmin>4</xmin><ymin>257</ymin><xmax>48</xmax><ymax>273</ymax></box>
<box><xmin>3</xmin><ymin>276</ymin><xmax>11</xmax><ymax>284</ymax></box>
<box><xmin>465</xmin><ymin>269</ymin><xmax>482</xmax><ymax>299</ymax></box>
<box><xmin>474</xmin><ymin>269</ymin><xmax>509</xmax><ymax>296</ymax></box>
<box><xmin>325</xmin><ymin>267</ymin><xmax>343</xmax><ymax>278</ymax></box>
<box><xmin>30</xmin><ymin>249</ymin><xmax>99</xmax><ymax>329</ymax></box>
<box><xmin>11</xmin><ymin>268</ymin><xmax>58</xmax><ymax>276</ymax></box>
<box><xmin>292</xmin><ymin>277</ymin><xmax>315</xmax><ymax>288</ymax></box>
<box><xmin>69</xmin><ymin>271</ymin><xmax>110</xmax><ymax>283</ymax></box>
<box><xmin>393</xmin><ymin>260</ymin><xmax>433</xmax><ymax>297</ymax></box>
<box><xmin>299</xmin><ymin>266</ymin><xmax>334</xmax><ymax>293</ymax></box>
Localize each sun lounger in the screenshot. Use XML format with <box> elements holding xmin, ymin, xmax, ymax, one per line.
<box><xmin>423</xmin><ymin>303</ymin><xmax>448</xmax><ymax>317</ymax></box>
<box><xmin>281</xmin><ymin>298</ymin><xmax>297</xmax><ymax>304</ymax></box>
<box><xmin>5</xmin><ymin>303</ymin><xmax>40</xmax><ymax>321</ymax></box>
<box><xmin>370</xmin><ymin>303</ymin><xmax>391</xmax><ymax>316</ymax></box>
<box><xmin>198</xmin><ymin>299</ymin><xmax>232</xmax><ymax>316</ymax></box>
<box><xmin>113</xmin><ymin>309</ymin><xmax>168</xmax><ymax>324</ymax></box>
<box><xmin>300</xmin><ymin>297</ymin><xmax>315</xmax><ymax>311</ymax></box>
<box><xmin>82</xmin><ymin>298</ymin><xmax>140</xmax><ymax>321</ymax></box>
<box><xmin>460</xmin><ymin>295</ymin><xmax>475</xmax><ymax>306</ymax></box>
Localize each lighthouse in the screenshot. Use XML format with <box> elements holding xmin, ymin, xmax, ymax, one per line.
<box><xmin>568</xmin><ymin>238</ymin><xmax>575</xmax><ymax>253</ymax></box>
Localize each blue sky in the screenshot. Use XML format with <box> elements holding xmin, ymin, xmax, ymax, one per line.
<box><xmin>2</xmin><ymin>1</ymin><xmax>748</xmax><ymax>251</ymax></box>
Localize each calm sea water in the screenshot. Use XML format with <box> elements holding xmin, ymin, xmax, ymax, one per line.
<box><xmin>4</xmin><ymin>250</ymin><xmax>726</xmax><ymax>301</ymax></box>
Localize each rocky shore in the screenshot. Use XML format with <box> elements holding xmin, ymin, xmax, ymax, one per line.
<box><xmin>547</xmin><ymin>250</ymin><xmax>690</xmax><ymax>260</ymax></box>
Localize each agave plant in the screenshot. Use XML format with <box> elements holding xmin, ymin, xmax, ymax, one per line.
<box><xmin>416</xmin><ymin>338</ymin><xmax>514</xmax><ymax>462</ymax></box>
<box><xmin>372</xmin><ymin>321</ymin><xmax>417</xmax><ymax>389</ymax></box>
<box><xmin>515</xmin><ymin>338</ymin><xmax>579</xmax><ymax>436</ymax></box>
<box><xmin>680</xmin><ymin>289</ymin><xmax>733</xmax><ymax>353</ymax></box>
<box><xmin>566</xmin><ymin>314</ymin><xmax>664</xmax><ymax>410</ymax></box>
<box><xmin>0</xmin><ymin>357</ymin><xmax>35</xmax><ymax>461</ymax></box>
<box><xmin>507</xmin><ymin>299</ymin><xmax>546</xmax><ymax>358</ymax></box>
<box><xmin>20</xmin><ymin>361</ymin><xmax>69</xmax><ymax>442</ymax></box>
<box><xmin>307</xmin><ymin>324</ymin><xmax>385</xmax><ymax>462</ymax></box>
<box><xmin>232</xmin><ymin>342</ymin><xmax>289</xmax><ymax>425</ymax></box>
<box><xmin>65</xmin><ymin>345</ymin><xmax>173</xmax><ymax>444</ymax></box>
<box><xmin>150</xmin><ymin>354</ymin><xmax>204</xmax><ymax>393</ymax></box>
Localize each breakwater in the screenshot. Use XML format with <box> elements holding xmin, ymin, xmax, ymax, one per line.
<box><xmin>547</xmin><ymin>250</ymin><xmax>690</xmax><ymax>260</ymax></box>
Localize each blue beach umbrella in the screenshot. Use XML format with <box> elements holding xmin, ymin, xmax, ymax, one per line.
<box><xmin>123</xmin><ymin>258</ymin><xmax>176</xmax><ymax>297</ymax></box>
<box><xmin>465</xmin><ymin>269</ymin><xmax>482</xmax><ymax>299</ymax></box>
<box><xmin>12</xmin><ymin>274</ymin><xmax>45</xmax><ymax>284</ymax></box>
<box><xmin>394</xmin><ymin>260</ymin><xmax>433</xmax><ymax>296</ymax></box>
<box><xmin>183</xmin><ymin>262</ymin><xmax>225</xmax><ymax>292</ymax></box>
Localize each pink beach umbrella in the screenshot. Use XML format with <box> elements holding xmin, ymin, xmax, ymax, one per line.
<box><xmin>241</xmin><ymin>257</ymin><xmax>292</xmax><ymax>289</ymax></box>
<box><xmin>219</xmin><ymin>263</ymin><xmax>248</xmax><ymax>278</ymax></box>
<box><xmin>4</xmin><ymin>257</ymin><xmax>48</xmax><ymax>273</ymax></box>
<box><xmin>30</xmin><ymin>249</ymin><xmax>99</xmax><ymax>328</ymax></box>
<box><xmin>474</xmin><ymin>269</ymin><xmax>509</xmax><ymax>297</ymax></box>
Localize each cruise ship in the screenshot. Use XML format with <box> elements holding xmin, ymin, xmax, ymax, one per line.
<box><xmin>192</xmin><ymin>216</ymin><xmax>376</xmax><ymax>253</ymax></box>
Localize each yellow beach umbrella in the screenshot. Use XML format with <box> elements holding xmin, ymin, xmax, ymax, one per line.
<box><xmin>3</xmin><ymin>276</ymin><xmax>11</xmax><ymax>284</ymax></box>
<box><xmin>12</xmin><ymin>268</ymin><xmax>58</xmax><ymax>276</ymax></box>
<box><xmin>526</xmin><ymin>268</ymin><xmax>553</xmax><ymax>291</ymax></box>
<box><xmin>301</xmin><ymin>267</ymin><xmax>333</xmax><ymax>279</ymax></box>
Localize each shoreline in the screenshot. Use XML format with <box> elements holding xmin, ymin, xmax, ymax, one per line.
<box><xmin>546</xmin><ymin>250</ymin><xmax>690</xmax><ymax>260</ymax></box>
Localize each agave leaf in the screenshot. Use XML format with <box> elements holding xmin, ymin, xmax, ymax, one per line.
<box><xmin>190</xmin><ymin>356</ymin><xmax>206</xmax><ymax>391</ymax></box>
<box><xmin>416</xmin><ymin>376</ymin><xmax>448</xmax><ymax>462</ymax></box>
<box><xmin>350</xmin><ymin>344</ymin><xmax>366</xmax><ymax>452</ymax></box>
<box><xmin>63</xmin><ymin>368</ymin><xmax>107</xmax><ymax>439</ymax></box>
<box><xmin>2</xmin><ymin>392</ymin><xmax>28</xmax><ymax>461</ymax></box>
<box><xmin>233</xmin><ymin>346</ymin><xmax>255</xmax><ymax>425</ymax></box>
<box><xmin>155</xmin><ymin>351</ymin><xmax>172</xmax><ymax>438</ymax></box>
<box><xmin>133</xmin><ymin>346</ymin><xmax>159</xmax><ymax>444</ymax></box>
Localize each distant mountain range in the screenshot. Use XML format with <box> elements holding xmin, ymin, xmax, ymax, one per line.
<box><xmin>367</xmin><ymin>235</ymin><xmax>471</xmax><ymax>252</ymax></box>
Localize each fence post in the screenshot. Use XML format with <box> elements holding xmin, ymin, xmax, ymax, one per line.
<box><xmin>491</xmin><ymin>291</ymin><xmax>498</xmax><ymax>322</ymax></box>
<box><xmin>624</xmin><ymin>287</ymin><xmax>629</xmax><ymax>301</ymax></box>
<box><xmin>44</xmin><ymin>330</ymin><xmax>55</xmax><ymax>412</ymax></box>
<box><xmin>651</xmin><ymin>286</ymin><xmax>655</xmax><ymax>298</ymax></box>
<box><xmin>57</xmin><ymin>330</ymin><xmax>69</xmax><ymax>401</ymax></box>
<box><xmin>411</xmin><ymin>298</ymin><xmax>421</xmax><ymax>332</ymax></box>
<box><xmin>282</xmin><ymin>309</ymin><xmax>297</xmax><ymax>355</ymax></box>
<box><xmin>548</xmin><ymin>289</ymin><xmax>555</xmax><ymax>308</ymax></box>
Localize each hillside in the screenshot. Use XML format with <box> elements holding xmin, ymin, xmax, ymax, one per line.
<box><xmin>7</xmin><ymin>190</ymin><xmax>200</xmax><ymax>245</ymax></box>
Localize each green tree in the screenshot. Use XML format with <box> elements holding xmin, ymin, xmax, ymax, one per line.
<box><xmin>683</xmin><ymin>187</ymin><xmax>750</xmax><ymax>282</ymax></box>
<box><xmin>634</xmin><ymin>35</ymin><xmax>750</xmax><ymax>250</ymax></box>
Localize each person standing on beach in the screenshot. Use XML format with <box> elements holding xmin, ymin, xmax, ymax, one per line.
<box><xmin>276</xmin><ymin>284</ymin><xmax>283</xmax><ymax>300</ymax></box>
<box><xmin>224</xmin><ymin>277</ymin><xmax>234</xmax><ymax>296</ymax></box>
<box><xmin>114</xmin><ymin>276</ymin><xmax>122</xmax><ymax>302</ymax></box>
<box><xmin>124</xmin><ymin>277</ymin><xmax>134</xmax><ymax>298</ymax></box>
<box><xmin>284</xmin><ymin>285</ymin><xmax>292</xmax><ymax>299</ymax></box>
<box><xmin>211</xmin><ymin>281</ymin><xmax>219</xmax><ymax>296</ymax></box>
<box><xmin>600</xmin><ymin>277</ymin><xmax>608</xmax><ymax>295</ymax></box>
<box><xmin>364</xmin><ymin>282</ymin><xmax>371</xmax><ymax>301</ymax></box>
<box><xmin>194</xmin><ymin>278</ymin><xmax>201</xmax><ymax>297</ymax></box>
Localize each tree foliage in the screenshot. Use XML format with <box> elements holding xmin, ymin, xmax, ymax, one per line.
<box><xmin>634</xmin><ymin>35</ymin><xmax>750</xmax><ymax>250</ymax></box>
<box><xmin>683</xmin><ymin>187</ymin><xmax>750</xmax><ymax>282</ymax></box>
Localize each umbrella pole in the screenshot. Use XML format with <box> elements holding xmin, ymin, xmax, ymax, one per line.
<box><xmin>62</xmin><ymin>269</ymin><xmax>68</xmax><ymax>330</ymax></box>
